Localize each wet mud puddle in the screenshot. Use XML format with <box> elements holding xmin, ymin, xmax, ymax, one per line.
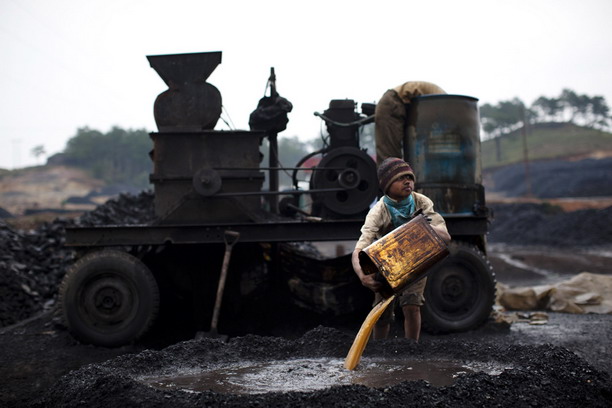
<box><xmin>140</xmin><ymin>357</ymin><xmax>509</xmax><ymax>394</ymax></box>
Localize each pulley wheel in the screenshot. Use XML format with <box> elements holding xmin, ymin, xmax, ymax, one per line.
<box><xmin>193</xmin><ymin>168</ymin><xmax>222</xmax><ymax>197</ymax></box>
<box><xmin>310</xmin><ymin>147</ymin><xmax>378</xmax><ymax>215</ymax></box>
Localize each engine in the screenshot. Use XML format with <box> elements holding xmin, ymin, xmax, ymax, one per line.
<box><xmin>307</xmin><ymin>99</ymin><xmax>378</xmax><ymax>218</ymax></box>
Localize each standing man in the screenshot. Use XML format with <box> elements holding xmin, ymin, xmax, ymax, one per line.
<box><xmin>375</xmin><ymin>81</ymin><xmax>446</xmax><ymax>164</ymax></box>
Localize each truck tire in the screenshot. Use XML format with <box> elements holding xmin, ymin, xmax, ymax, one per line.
<box><xmin>421</xmin><ymin>242</ymin><xmax>496</xmax><ymax>333</ymax></box>
<box><xmin>59</xmin><ymin>249</ymin><xmax>160</xmax><ymax>347</ymax></box>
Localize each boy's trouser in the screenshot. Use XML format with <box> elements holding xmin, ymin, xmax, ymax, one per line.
<box><xmin>374</xmin><ymin>277</ymin><xmax>427</xmax><ymax>324</ymax></box>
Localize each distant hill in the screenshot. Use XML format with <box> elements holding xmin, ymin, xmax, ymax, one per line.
<box><xmin>482</xmin><ymin>123</ymin><xmax>612</xmax><ymax>200</ymax></box>
<box><xmin>481</xmin><ymin>123</ymin><xmax>612</xmax><ymax>169</ymax></box>
<box><xmin>2</xmin><ymin>123</ymin><xmax>611</xmax><ymax>220</ymax></box>
<box><xmin>0</xmin><ymin>165</ymin><xmax>124</xmax><ymax>218</ymax></box>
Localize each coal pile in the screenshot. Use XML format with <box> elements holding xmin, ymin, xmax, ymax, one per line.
<box><xmin>485</xmin><ymin>157</ymin><xmax>612</xmax><ymax>198</ymax></box>
<box><xmin>31</xmin><ymin>326</ymin><xmax>612</xmax><ymax>408</ymax></box>
<box><xmin>75</xmin><ymin>190</ymin><xmax>155</xmax><ymax>226</ymax></box>
<box><xmin>0</xmin><ymin>190</ymin><xmax>155</xmax><ymax>328</ymax></box>
<box><xmin>0</xmin><ymin>219</ymin><xmax>74</xmax><ymax>327</ymax></box>
<box><xmin>488</xmin><ymin>203</ymin><xmax>612</xmax><ymax>246</ymax></box>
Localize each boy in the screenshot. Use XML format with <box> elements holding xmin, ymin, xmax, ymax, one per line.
<box><xmin>351</xmin><ymin>157</ymin><xmax>451</xmax><ymax>341</ymax></box>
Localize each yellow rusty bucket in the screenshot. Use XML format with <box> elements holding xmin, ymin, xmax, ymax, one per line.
<box><xmin>358</xmin><ymin>214</ymin><xmax>449</xmax><ymax>298</ymax></box>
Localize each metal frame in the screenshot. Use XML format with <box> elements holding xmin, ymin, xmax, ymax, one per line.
<box><xmin>65</xmin><ymin>216</ymin><xmax>488</xmax><ymax>248</ymax></box>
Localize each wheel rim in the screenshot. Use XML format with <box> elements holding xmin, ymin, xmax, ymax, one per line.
<box><xmin>422</xmin><ymin>243</ymin><xmax>496</xmax><ymax>333</ymax></box>
<box><xmin>79</xmin><ymin>273</ymin><xmax>138</xmax><ymax>329</ymax></box>
<box><xmin>428</xmin><ymin>262</ymin><xmax>479</xmax><ymax>318</ymax></box>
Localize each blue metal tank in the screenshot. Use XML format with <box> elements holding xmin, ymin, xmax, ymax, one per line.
<box><xmin>404</xmin><ymin>95</ymin><xmax>485</xmax><ymax>216</ymax></box>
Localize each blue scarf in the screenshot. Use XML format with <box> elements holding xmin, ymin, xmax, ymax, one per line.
<box><xmin>383</xmin><ymin>194</ymin><xmax>416</xmax><ymax>229</ymax></box>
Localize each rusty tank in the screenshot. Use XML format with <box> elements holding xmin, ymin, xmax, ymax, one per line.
<box><xmin>359</xmin><ymin>214</ymin><xmax>449</xmax><ymax>298</ymax></box>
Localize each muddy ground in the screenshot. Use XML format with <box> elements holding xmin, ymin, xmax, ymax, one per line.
<box><xmin>1</xmin><ymin>194</ymin><xmax>612</xmax><ymax>407</ymax></box>
<box><xmin>1</xmin><ymin>243</ymin><xmax>611</xmax><ymax>407</ymax></box>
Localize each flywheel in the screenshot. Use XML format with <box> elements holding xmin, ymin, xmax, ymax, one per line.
<box><xmin>310</xmin><ymin>147</ymin><xmax>378</xmax><ymax>216</ymax></box>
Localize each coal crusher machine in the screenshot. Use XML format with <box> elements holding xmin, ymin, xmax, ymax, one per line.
<box><xmin>61</xmin><ymin>51</ymin><xmax>496</xmax><ymax>347</ymax></box>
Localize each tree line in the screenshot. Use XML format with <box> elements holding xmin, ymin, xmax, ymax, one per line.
<box><xmin>63</xmin><ymin>127</ymin><xmax>152</xmax><ymax>190</ymax></box>
<box><xmin>480</xmin><ymin>89</ymin><xmax>611</xmax><ymax>139</ymax></box>
<box><xmin>61</xmin><ymin>127</ymin><xmax>321</xmax><ymax>191</ymax></box>
<box><xmin>59</xmin><ymin>88</ymin><xmax>608</xmax><ymax>192</ymax></box>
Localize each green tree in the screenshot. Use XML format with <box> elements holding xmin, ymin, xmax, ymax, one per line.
<box><xmin>560</xmin><ymin>89</ymin><xmax>585</xmax><ymax>123</ymax></box>
<box><xmin>531</xmin><ymin>89</ymin><xmax>610</xmax><ymax>130</ymax></box>
<box><xmin>531</xmin><ymin>96</ymin><xmax>562</xmax><ymax>123</ymax></box>
<box><xmin>64</xmin><ymin>127</ymin><xmax>152</xmax><ymax>190</ymax></box>
<box><xmin>480</xmin><ymin>98</ymin><xmax>531</xmax><ymax>163</ymax></box>
<box><xmin>588</xmin><ymin>96</ymin><xmax>611</xmax><ymax>128</ymax></box>
<box><xmin>30</xmin><ymin>145</ymin><xmax>46</xmax><ymax>165</ymax></box>
<box><xmin>479</xmin><ymin>98</ymin><xmax>526</xmax><ymax>139</ymax></box>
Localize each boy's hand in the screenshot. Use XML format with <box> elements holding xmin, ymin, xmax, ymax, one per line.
<box><xmin>352</xmin><ymin>249</ymin><xmax>383</xmax><ymax>293</ymax></box>
<box><xmin>359</xmin><ymin>273</ymin><xmax>384</xmax><ymax>293</ymax></box>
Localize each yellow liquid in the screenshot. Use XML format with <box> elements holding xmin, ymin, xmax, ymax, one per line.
<box><xmin>344</xmin><ymin>295</ymin><xmax>396</xmax><ymax>370</ymax></box>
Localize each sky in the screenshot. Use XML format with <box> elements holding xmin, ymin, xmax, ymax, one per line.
<box><xmin>1</xmin><ymin>0</ymin><xmax>611</xmax><ymax>169</ymax></box>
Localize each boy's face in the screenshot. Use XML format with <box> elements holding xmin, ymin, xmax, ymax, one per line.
<box><xmin>387</xmin><ymin>174</ymin><xmax>414</xmax><ymax>200</ymax></box>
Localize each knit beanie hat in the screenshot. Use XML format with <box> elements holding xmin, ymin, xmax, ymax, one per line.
<box><xmin>377</xmin><ymin>157</ymin><xmax>415</xmax><ymax>193</ymax></box>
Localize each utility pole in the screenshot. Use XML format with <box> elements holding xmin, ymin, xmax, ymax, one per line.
<box><xmin>11</xmin><ymin>139</ymin><xmax>22</xmax><ymax>169</ymax></box>
<box><xmin>521</xmin><ymin>106</ymin><xmax>532</xmax><ymax>197</ymax></box>
<box><xmin>495</xmin><ymin>136</ymin><xmax>502</xmax><ymax>162</ymax></box>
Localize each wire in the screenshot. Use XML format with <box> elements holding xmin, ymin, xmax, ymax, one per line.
<box><xmin>313</xmin><ymin>112</ymin><xmax>375</xmax><ymax>127</ymax></box>
<box><xmin>318</xmin><ymin>119</ymin><xmax>330</xmax><ymax>149</ymax></box>
<box><xmin>221</xmin><ymin>105</ymin><xmax>236</xmax><ymax>130</ymax></box>
<box><xmin>267</xmin><ymin>138</ymin><xmax>293</xmax><ymax>181</ymax></box>
<box><xmin>218</xmin><ymin>116</ymin><xmax>232</xmax><ymax>130</ymax></box>
<box><xmin>291</xmin><ymin>148</ymin><xmax>326</xmax><ymax>189</ymax></box>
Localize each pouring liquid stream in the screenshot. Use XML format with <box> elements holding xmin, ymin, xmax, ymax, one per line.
<box><xmin>344</xmin><ymin>295</ymin><xmax>396</xmax><ymax>370</ymax></box>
